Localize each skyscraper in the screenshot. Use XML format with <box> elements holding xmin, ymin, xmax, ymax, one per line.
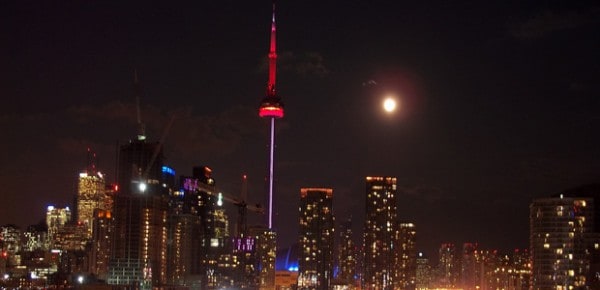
<box><xmin>363</xmin><ymin>176</ymin><xmax>397</xmax><ymax>289</ymax></box>
<box><xmin>394</xmin><ymin>222</ymin><xmax>417</xmax><ymax>290</ymax></box>
<box><xmin>108</xmin><ymin>137</ymin><xmax>170</xmax><ymax>289</ymax></box>
<box><xmin>297</xmin><ymin>188</ymin><xmax>335</xmax><ymax>290</ymax></box>
<box><xmin>46</xmin><ymin>205</ymin><xmax>71</xmax><ymax>246</ymax></box>
<box><xmin>90</xmin><ymin>209</ymin><xmax>112</xmax><ymax>280</ymax></box>
<box><xmin>76</xmin><ymin>170</ymin><xmax>109</xmax><ymax>238</ymax></box>
<box><xmin>530</xmin><ymin>194</ymin><xmax>597</xmax><ymax>289</ymax></box>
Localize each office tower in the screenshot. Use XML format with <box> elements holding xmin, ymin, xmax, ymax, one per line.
<box><xmin>337</xmin><ymin>218</ymin><xmax>357</xmax><ymax>288</ymax></box>
<box><xmin>394</xmin><ymin>222</ymin><xmax>417</xmax><ymax>290</ymax></box>
<box><xmin>415</xmin><ymin>252</ymin><xmax>431</xmax><ymax>290</ymax></box>
<box><xmin>76</xmin><ymin>171</ymin><xmax>109</xmax><ymax>236</ymax></box>
<box><xmin>297</xmin><ymin>188</ymin><xmax>335</xmax><ymax>290</ymax></box>
<box><xmin>52</xmin><ymin>223</ymin><xmax>88</xmax><ymax>252</ymax></box>
<box><xmin>363</xmin><ymin>176</ymin><xmax>397</xmax><ymax>289</ymax></box>
<box><xmin>46</xmin><ymin>206</ymin><xmax>71</xmax><ymax>248</ymax></box>
<box><xmin>530</xmin><ymin>194</ymin><xmax>597</xmax><ymax>289</ymax></box>
<box><xmin>107</xmin><ymin>135</ymin><xmax>170</xmax><ymax>289</ymax></box>
<box><xmin>76</xmin><ymin>149</ymin><xmax>110</xmax><ymax>239</ymax></box>
<box><xmin>438</xmin><ymin>243</ymin><xmax>458</xmax><ymax>288</ymax></box>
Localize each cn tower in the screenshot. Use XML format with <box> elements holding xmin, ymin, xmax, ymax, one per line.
<box><xmin>258</xmin><ymin>2</ymin><xmax>284</xmax><ymax>230</ymax></box>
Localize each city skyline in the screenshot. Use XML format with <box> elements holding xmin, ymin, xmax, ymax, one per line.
<box><xmin>2</xmin><ymin>0</ymin><xmax>600</xmax><ymax>258</ymax></box>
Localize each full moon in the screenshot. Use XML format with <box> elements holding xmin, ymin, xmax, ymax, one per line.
<box><xmin>383</xmin><ymin>98</ymin><xmax>397</xmax><ymax>113</ymax></box>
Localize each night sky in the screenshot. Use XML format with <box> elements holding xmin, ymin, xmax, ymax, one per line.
<box><xmin>2</xmin><ymin>1</ymin><xmax>599</xmax><ymax>256</ymax></box>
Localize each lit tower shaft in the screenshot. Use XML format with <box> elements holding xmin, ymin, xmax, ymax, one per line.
<box><xmin>259</xmin><ymin>2</ymin><xmax>284</xmax><ymax>229</ymax></box>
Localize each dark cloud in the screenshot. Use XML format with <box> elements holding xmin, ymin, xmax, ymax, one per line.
<box><xmin>509</xmin><ymin>7</ymin><xmax>600</xmax><ymax>39</ymax></box>
<box><xmin>397</xmin><ymin>184</ymin><xmax>448</xmax><ymax>203</ymax></box>
<box><xmin>67</xmin><ymin>101</ymin><xmax>265</xmax><ymax>160</ymax></box>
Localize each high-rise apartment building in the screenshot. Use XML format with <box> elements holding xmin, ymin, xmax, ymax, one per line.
<box><xmin>530</xmin><ymin>194</ymin><xmax>598</xmax><ymax>289</ymax></box>
<box><xmin>438</xmin><ymin>243</ymin><xmax>459</xmax><ymax>288</ymax></box>
<box><xmin>363</xmin><ymin>176</ymin><xmax>397</xmax><ymax>289</ymax></box>
<box><xmin>415</xmin><ymin>252</ymin><xmax>431</xmax><ymax>290</ymax></box>
<box><xmin>337</xmin><ymin>218</ymin><xmax>357</xmax><ymax>288</ymax></box>
<box><xmin>460</xmin><ymin>243</ymin><xmax>479</xmax><ymax>290</ymax></box>
<box><xmin>256</xmin><ymin>228</ymin><xmax>277</xmax><ymax>290</ymax></box>
<box><xmin>394</xmin><ymin>222</ymin><xmax>417</xmax><ymax>290</ymax></box>
<box><xmin>297</xmin><ymin>188</ymin><xmax>334</xmax><ymax>290</ymax></box>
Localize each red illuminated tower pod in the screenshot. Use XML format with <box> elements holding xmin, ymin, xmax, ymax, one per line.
<box><xmin>259</xmin><ymin>3</ymin><xmax>283</xmax><ymax>230</ymax></box>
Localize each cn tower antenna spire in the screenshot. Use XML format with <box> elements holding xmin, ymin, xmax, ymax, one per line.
<box><xmin>267</xmin><ymin>2</ymin><xmax>277</xmax><ymax>97</ymax></box>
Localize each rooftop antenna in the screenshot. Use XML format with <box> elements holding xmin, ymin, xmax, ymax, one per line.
<box><xmin>86</xmin><ymin>147</ymin><xmax>97</xmax><ymax>174</ymax></box>
<box><xmin>134</xmin><ymin>69</ymin><xmax>146</xmax><ymax>141</ymax></box>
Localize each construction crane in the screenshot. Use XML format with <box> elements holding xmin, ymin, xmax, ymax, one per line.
<box><xmin>194</xmin><ymin>175</ymin><xmax>263</xmax><ymax>237</ymax></box>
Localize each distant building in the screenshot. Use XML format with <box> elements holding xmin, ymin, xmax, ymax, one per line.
<box><xmin>336</xmin><ymin>218</ymin><xmax>357</xmax><ymax>288</ymax></box>
<box><xmin>297</xmin><ymin>188</ymin><xmax>334</xmax><ymax>290</ymax></box>
<box><xmin>415</xmin><ymin>252</ymin><xmax>431</xmax><ymax>290</ymax></box>
<box><xmin>0</xmin><ymin>225</ymin><xmax>22</xmax><ymax>268</ymax></box>
<box><xmin>170</xmin><ymin>166</ymin><xmax>237</xmax><ymax>289</ymax></box>
<box><xmin>46</xmin><ymin>206</ymin><xmax>71</xmax><ymax>248</ymax></box>
<box><xmin>256</xmin><ymin>227</ymin><xmax>276</xmax><ymax>290</ymax></box>
<box><xmin>437</xmin><ymin>243</ymin><xmax>458</xmax><ymax>288</ymax></box>
<box><xmin>511</xmin><ymin>249</ymin><xmax>531</xmax><ymax>290</ymax></box>
<box><xmin>23</xmin><ymin>223</ymin><xmax>48</xmax><ymax>252</ymax></box>
<box><xmin>107</xmin><ymin>138</ymin><xmax>171</xmax><ymax>289</ymax></box>
<box><xmin>90</xmin><ymin>209</ymin><xmax>112</xmax><ymax>280</ymax></box>
<box><xmin>166</xmin><ymin>186</ymin><xmax>202</xmax><ymax>287</ymax></box>
<box><xmin>530</xmin><ymin>192</ymin><xmax>600</xmax><ymax>289</ymax></box>
<box><xmin>394</xmin><ymin>222</ymin><xmax>416</xmax><ymax>290</ymax></box>
<box><xmin>76</xmin><ymin>171</ymin><xmax>109</xmax><ymax>238</ymax></box>
<box><xmin>460</xmin><ymin>242</ymin><xmax>478</xmax><ymax>289</ymax></box>
<box><xmin>363</xmin><ymin>176</ymin><xmax>397</xmax><ymax>289</ymax></box>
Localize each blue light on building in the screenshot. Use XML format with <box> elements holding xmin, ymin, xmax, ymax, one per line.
<box><xmin>162</xmin><ymin>166</ymin><xmax>175</xmax><ymax>176</ymax></box>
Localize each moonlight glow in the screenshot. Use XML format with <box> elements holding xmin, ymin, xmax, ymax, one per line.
<box><xmin>383</xmin><ymin>98</ymin><xmax>397</xmax><ymax>113</ymax></box>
